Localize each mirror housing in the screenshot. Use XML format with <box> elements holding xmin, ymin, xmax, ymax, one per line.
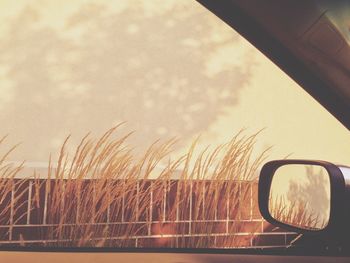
<box><xmin>259</xmin><ymin>160</ymin><xmax>346</xmax><ymax>236</ymax></box>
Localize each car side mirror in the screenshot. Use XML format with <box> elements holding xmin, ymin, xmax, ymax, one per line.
<box><xmin>259</xmin><ymin>160</ymin><xmax>348</xmax><ymax>236</ymax></box>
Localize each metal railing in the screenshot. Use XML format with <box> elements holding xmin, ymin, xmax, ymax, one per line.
<box><xmin>0</xmin><ymin>179</ymin><xmax>296</xmax><ymax>247</ymax></box>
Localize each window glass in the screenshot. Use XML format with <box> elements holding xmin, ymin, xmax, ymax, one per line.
<box><xmin>0</xmin><ymin>0</ymin><xmax>349</xmax><ymax>248</ymax></box>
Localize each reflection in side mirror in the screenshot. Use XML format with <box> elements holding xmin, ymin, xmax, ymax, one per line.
<box><xmin>268</xmin><ymin>164</ymin><xmax>331</xmax><ymax>230</ymax></box>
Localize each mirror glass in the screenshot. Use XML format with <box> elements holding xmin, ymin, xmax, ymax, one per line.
<box><xmin>268</xmin><ymin>164</ymin><xmax>331</xmax><ymax>230</ymax></box>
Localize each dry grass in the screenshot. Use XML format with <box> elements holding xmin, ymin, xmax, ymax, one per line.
<box><xmin>0</xmin><ymin>126</ymin><xmax>269</xmax><ymax>248</ymax></box>
<box><xmin>269</xmin><ymin>196</ymin><xmax>326</xmax><ymax>231</ymax></box>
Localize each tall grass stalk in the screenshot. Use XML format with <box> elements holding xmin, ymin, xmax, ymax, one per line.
<box><xmin>0</xmin><ymin>127</ymin><xmax>269</xmax><ymax>248</ymax></box>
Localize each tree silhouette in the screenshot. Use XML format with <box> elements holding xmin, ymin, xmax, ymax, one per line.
<box><xmin>286</xmin><ymin>165</ymin><xmax>330</xmax><ymax>227</ymax></box>
<box><xmin>0</xmin><ymin>3</ymin><xmax>253</xmax><ymax>161</ymax></box>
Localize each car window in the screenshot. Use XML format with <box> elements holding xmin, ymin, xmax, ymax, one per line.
<box><xmin>0</xmin><ymin>0</ymin><xmax>349</xmax><ymax>248</ymax></box>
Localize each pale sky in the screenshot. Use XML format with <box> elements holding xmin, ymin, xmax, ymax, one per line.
<box><xmin>0</xmin><ymin>0</ymin><xmax>349</xmax><ymax>168</ymax></box>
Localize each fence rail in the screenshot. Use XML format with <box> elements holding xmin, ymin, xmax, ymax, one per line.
<box><xmin>0</xmin><ymin>179</ymin><xmax>296</xmax><ymax>248</ymax></box>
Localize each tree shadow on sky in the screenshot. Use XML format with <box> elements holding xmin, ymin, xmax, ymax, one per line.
<box><xmin>0</xmin><ymin>3</ymin><xmax>254</xmax><ymax>161</ymax></box>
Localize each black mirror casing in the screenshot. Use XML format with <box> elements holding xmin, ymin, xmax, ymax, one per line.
<box><xmin>259</xmin><ymin>160</ymin><xmax>346</xmax><ymax>237</ymax></box>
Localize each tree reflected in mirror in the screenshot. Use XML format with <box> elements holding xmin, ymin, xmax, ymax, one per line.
<box><xmin>268</xmin><ymin>164</ymin><xmax>331</xmax><ymax>230</ymax></box>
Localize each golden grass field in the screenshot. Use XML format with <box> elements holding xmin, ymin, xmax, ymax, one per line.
<box><xmin>0</xmin><ymin>125</ymin><xmax>275</xmax><ymax>248</ymax></box>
